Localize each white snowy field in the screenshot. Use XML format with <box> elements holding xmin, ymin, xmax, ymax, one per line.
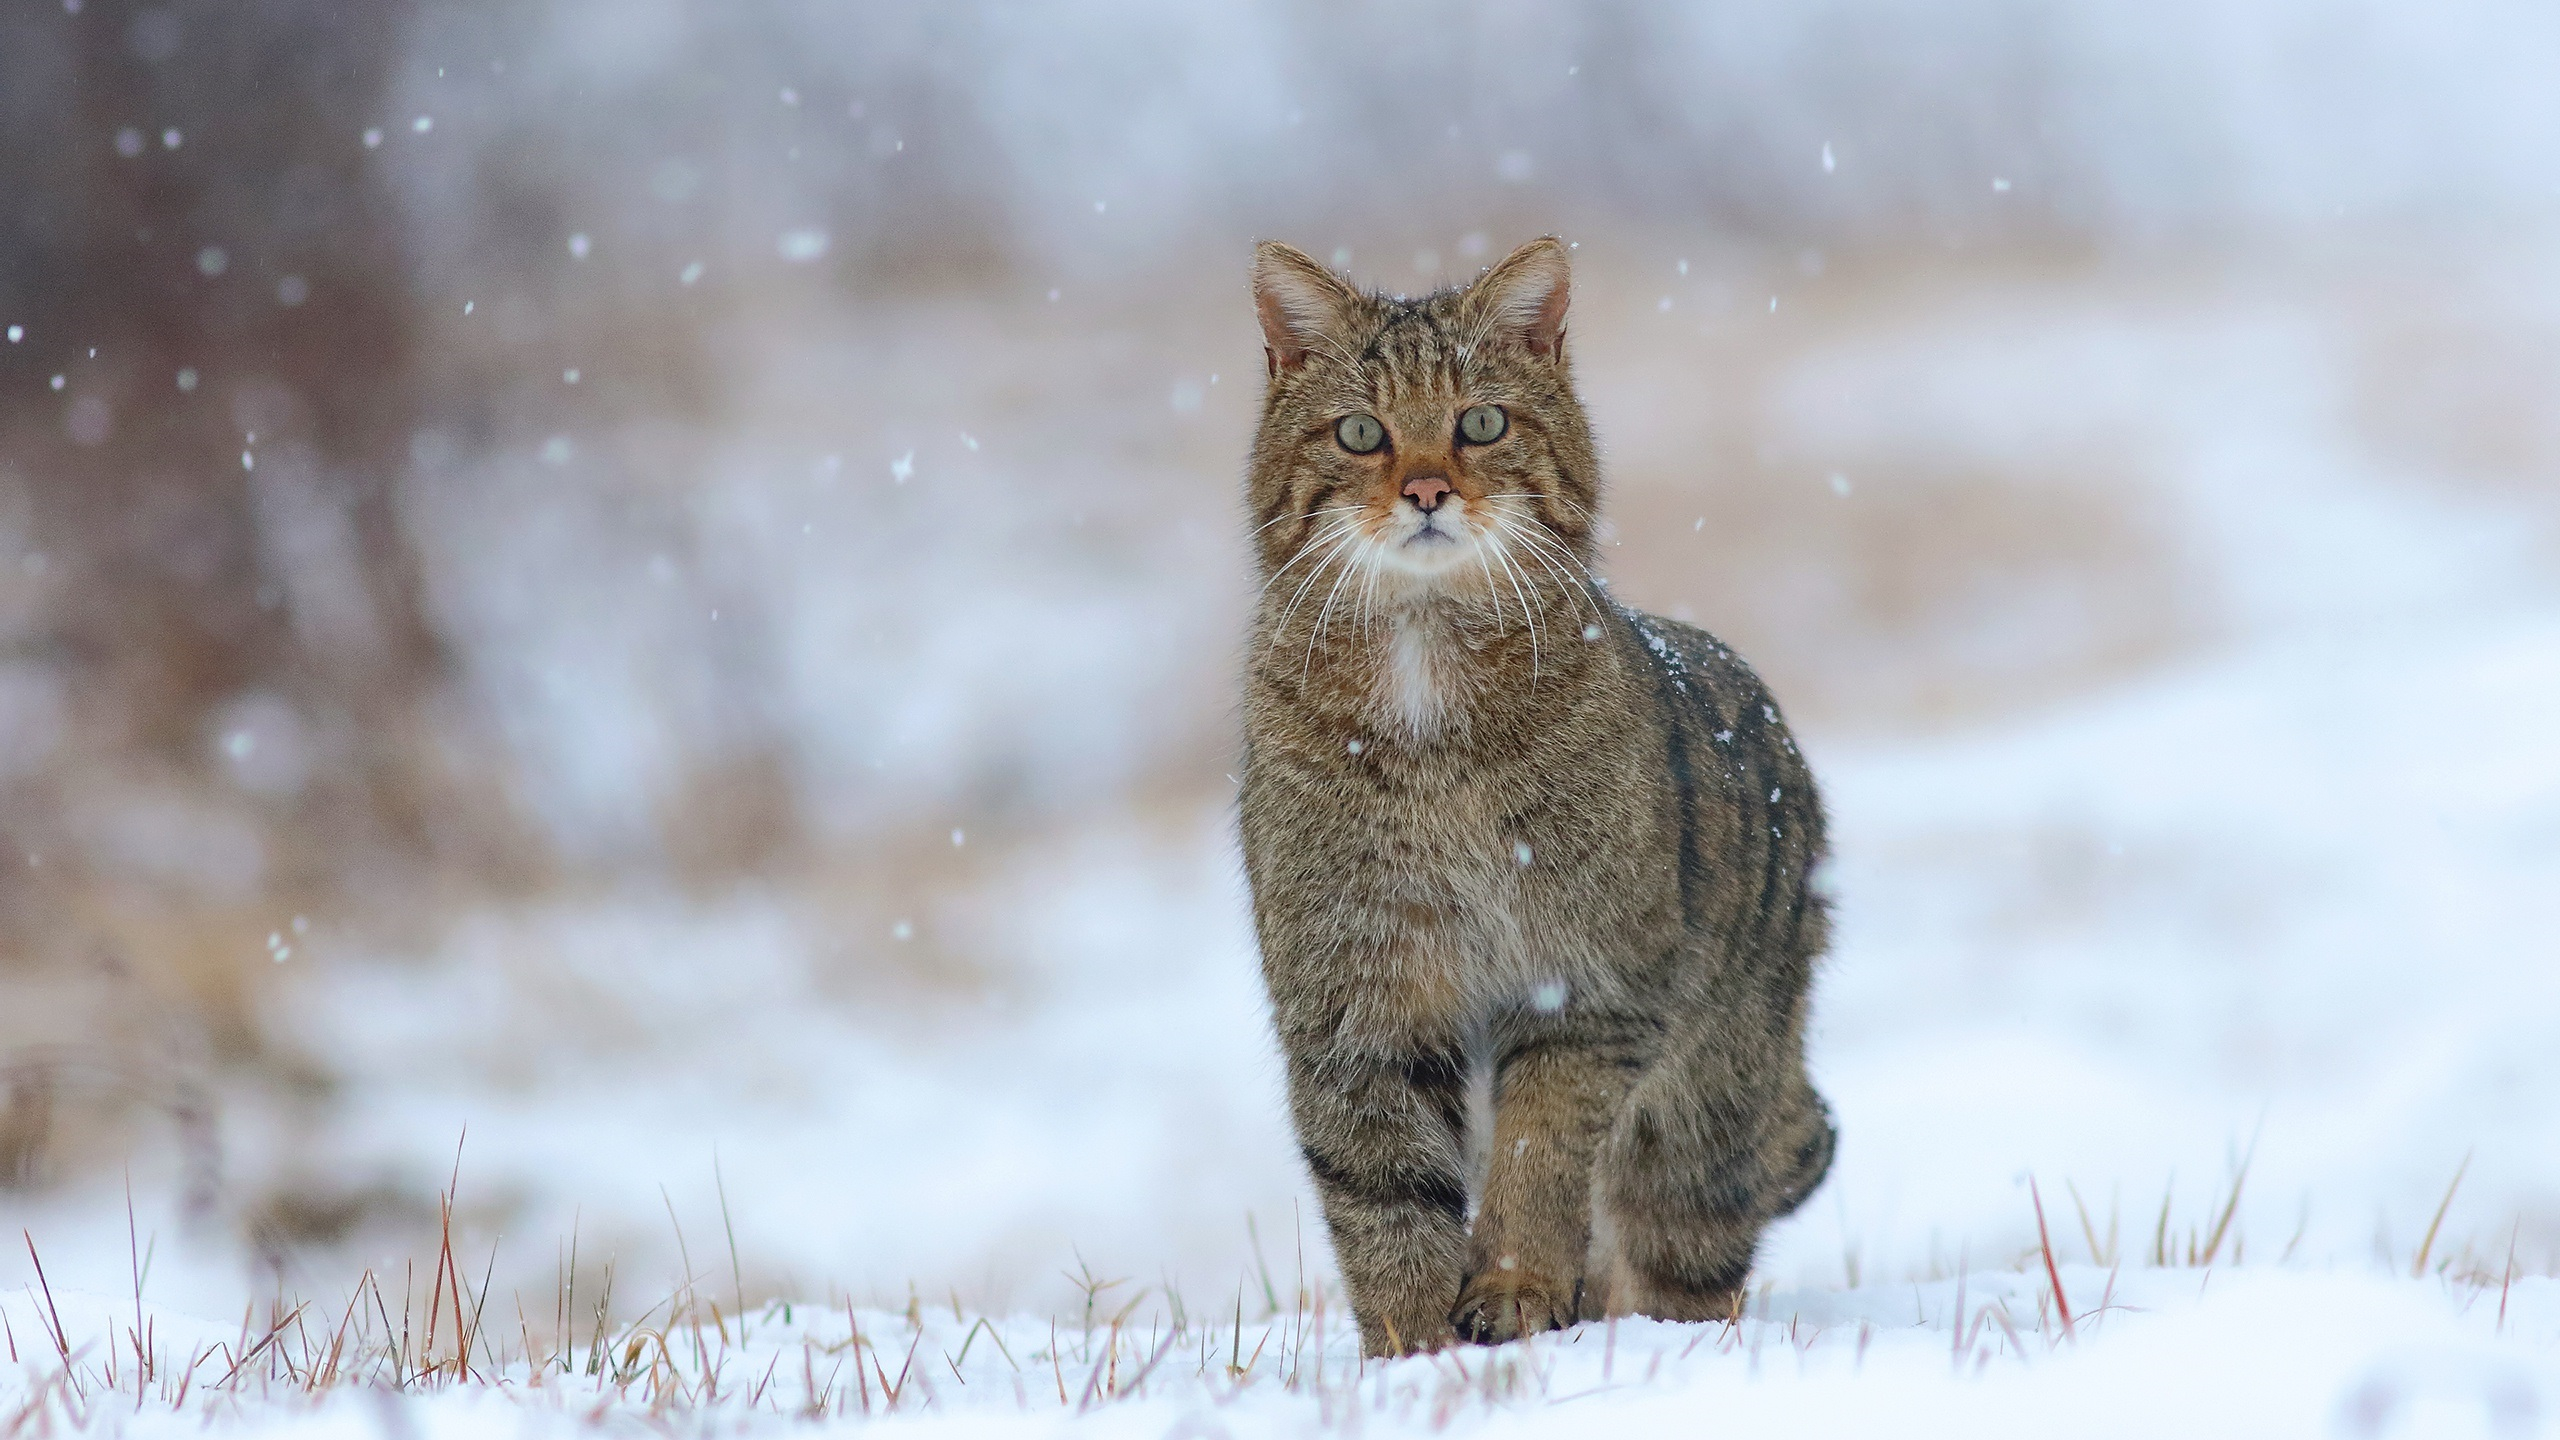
<box><xmin>7</xmin><ymin>240</ymin><xmax>2560</xmax><ymax>1434</ymax></box>
<box><xmin>5</xmin><ymin>1262</ymin><xmax>2555</xmax><ymax>1435</ymax></box>
<box><xmin>12</xmin><ymin>0</ymin><xmax>2560</xmax><ymax>1430</ymax></box>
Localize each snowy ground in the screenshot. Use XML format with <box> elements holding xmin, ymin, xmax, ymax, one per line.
<box><xmin>6</xmin><ymin>1264</ymin><xmax>2555</xmax><ymax>1435</ymax></box>
<box><xmin>8</xmin><ymin>245</ymin><xmax>2560</xmax><ymax>1432</ymax></box>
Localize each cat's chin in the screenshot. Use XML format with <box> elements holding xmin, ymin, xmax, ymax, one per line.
<box><xmin>1367</xmin><ymin>511</ymin><xmax>1482</xmax><ymax>575</ymax></box>
<box><xmin>1369</xmin><ymin>531</ymin><xmax>1483</xmax><ymax>583</ymax></box>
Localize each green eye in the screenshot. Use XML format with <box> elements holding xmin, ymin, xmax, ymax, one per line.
<box><xmin>1458</xmin><ymin>404</ymin><xmax>1508</xmax><ymax>445</ymax></box>
<box><xmin>1335</xmin><ymin>413</ymin><xmax>1386</xmax><ymax>454</ymax></box>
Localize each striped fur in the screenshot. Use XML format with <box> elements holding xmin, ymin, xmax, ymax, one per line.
<box><xmin>1238</xmin><ymin>239</ymin><xmax>1835</xmax><ymax>1356</ymax></box>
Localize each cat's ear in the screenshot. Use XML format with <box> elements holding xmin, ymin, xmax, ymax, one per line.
<box><xmin>1463</xmin><ymin>236</ymin><xmax>1571</xmax><ymax>361</ymax></box>
<box><xmin>1253</xmin><ymin>242</ymin><xmax>1360</xmax><ymax>376</ymax></box>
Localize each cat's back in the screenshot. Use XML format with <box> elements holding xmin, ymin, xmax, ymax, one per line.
<box><xmin>1610</xmin><ymin>606</ymin><xmax>1830</xmax><ymax>963</ymax></box>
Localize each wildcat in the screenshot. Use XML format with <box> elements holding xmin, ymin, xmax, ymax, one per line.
<box><xmin>1237</xmin><ymin>237</ymin><xmax>1835</xmax><ymax>1356</ymax></box>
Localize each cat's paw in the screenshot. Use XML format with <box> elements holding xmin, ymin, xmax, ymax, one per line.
<box><xmin>1449</xmin><ymin>1270</ymin><xmax>1578</xmax><ymax>1345</ymax></box>
<box><xmin>1362</xmin><ymin>1315</ymin><xmax>1458</xmax><ymax>1359</ymax></box>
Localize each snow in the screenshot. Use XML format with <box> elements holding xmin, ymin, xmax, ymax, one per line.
<box><xmin>12</xmin><ymin>8</ymin><xmax>2560</xmax><ymax>1422</ymax></box>
<box><xmin>12</xmin><ymin>390</ymin><xmax>2558</xmax><ymax>1428</ymax></box>
<box><xmin>5</xmin><ymin>1268</ymin><xmax>2553</xmax><ymax>1435</ymax></box>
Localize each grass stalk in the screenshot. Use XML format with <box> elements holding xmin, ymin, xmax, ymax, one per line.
<box><xmin>2030</xmin><ymin>1177</ymin><xmax>2077</xmax><ymax>1342</ymax></box>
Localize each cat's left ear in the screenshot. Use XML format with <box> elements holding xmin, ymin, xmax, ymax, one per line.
<box><xmin>1462</xmin><ymin>236</ymin><xmax>1570</xmax><ymax>362</ymax></box>
<box><xmin>1253</xmin><ymin>242</ymin><xmax>1360</xmax><ymax>377</ymax></box>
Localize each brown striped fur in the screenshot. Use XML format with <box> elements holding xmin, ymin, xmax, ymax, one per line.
<box><xmin>1238</xmin><ymin>238</ymin><xmax>1835</xmax><ymax>1356</ymax></box>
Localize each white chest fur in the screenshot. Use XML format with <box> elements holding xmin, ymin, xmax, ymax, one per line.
<box><xmin>1375</xmin><ymin>614</ymin><xmax>1450</xmax><ymax>739</ymax></box>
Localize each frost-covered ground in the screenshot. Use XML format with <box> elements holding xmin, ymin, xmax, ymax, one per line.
<box><xmin>8</xmin><ymin>245</ymin><xmax>2560</xmax><ymax>1433</ymax></box>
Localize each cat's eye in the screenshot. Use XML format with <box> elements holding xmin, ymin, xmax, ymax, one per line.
<box><xmin>1335</xmin><ymin>413</ymin><xmax>1386</xmax><ymax>454</ymax></box>
<box><xmin>1458</xmin><ymin>404</ymin><xmax>1509</xmax><ymax>445</ymax></box>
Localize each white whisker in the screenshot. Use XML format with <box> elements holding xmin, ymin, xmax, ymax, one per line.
<box><xmin>1276</xmin><ymin>536</ymin><xmax>1358</xmax><ymax>626</ymax></box>
<box><xmin>1493</xmin><ymin>486</ymin><xmax>1596</xmax><ymax>527</ymax></box>
<box><xmin>1311</xmin><ymin>540</ymin><xmax>1366</xmax><ymax>643</ymax></box>
<box><xmin>1486</xmin><ymin>531</ymin><xmax>1543</xmax><ymax>683</ymax></box>
<box><xmin>1270</xmin><ymin>523</ymin><xmax>1365</xmax><ymax>634</ymax></box>
<box><xmin>1303</xmin><ymin>543</ymin><xmax>1372</xmax><ymax>684</ymax></box>
<box><xmin>1257</xmin><ymin>517</ymin><xmax>1363</xmax><ymax>609</ymax></box>
<box><xmin>1356</xmin><ymin>540</ymin><xmax>1385</xmax><ymax>634</ymax></box>
<box><xmin>1251</xmin><ymin>502</ymin><xmax>1366</xmax><ymax>544</ymax></box>
<box><xmin>1483</xmin><ymin>497</ymin><xmax>1605</xmax><ymax>612</ymax></box>
<box><xmin>1494</xmin><ymin>515</ymin><xmax>1603</xmax><ymax>621</ymax></box>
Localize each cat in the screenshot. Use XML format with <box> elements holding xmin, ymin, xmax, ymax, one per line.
<box><xmin>1237</xmin><ymin>237</ymin><xmax>1836</xmax><ymax>1356</ymax></box>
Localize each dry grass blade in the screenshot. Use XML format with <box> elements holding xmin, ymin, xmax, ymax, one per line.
<box><xmin>715</xmin><ymin>1153</ymin><xmax>748</xmax><ymax>1344</ymax></box>
<box><xmin>851</xmin><ymin>1305</ymin><xmax>874</xmax><ymax>1413</ymax></box>
<box><xmin>1106</xmin><ymin>1329</ymin><xmax>1179</xmax><ymax>1405</ymax></box>
<box><xmin>2065</xmin><ymin>1178</ymin><xmax>2105</xmax><ymax>1266</ymax></box>
<box><xmin>875</xmin><ymin>1326</ymin><xmax>921</xmax><ymax>1410</ymax></box>
<box><xmin>21</xmin><ymin>1231</ymin><xmax>73</xmax><ymax>1364</ymax></box>
<box><xmin>1948</xmin><ymin>1249</ymin><xmax>1967</xmax><ymax>1370</ymax></box>
<box><xmin>214</xmin><ymin>1303</ymin><xmax>309</xmax><ymax>1389</ymax></box>
<box><xmin>2195</xmin><ymin>1128</ymin><xmax>2259</xmax><ymax>1267</ymax></box>
<box><xmin>2497</xmin><ymin>1219</ymin><xmax>2518</xmax><ymax>1333</ymax></box>
<box><xmin>1245</xmin><ymin>1214</ymin><xmax>1280</xmax><ymax>1315</ymax></box>
<box><xmin>2411</xmin><ymin>1150</ymin><xmax>2472</xmax><ymax>1279</ymax></box>
<box><xmin>1987</xmin><ymin>1301</ymin><xmax>2030</xmax><ymax>1364</ymax></box>
<box><xmin>124</xmin><ymin>1175</ymin><xmax>149</xmax><ymax>1408</ymax></box>
<box><xmin>2030</xmin><ymin>1177</ymin><xmax>2077</xmax><ymax>1342</ymax></box>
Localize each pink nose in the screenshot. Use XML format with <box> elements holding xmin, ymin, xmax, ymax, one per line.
<box><xmin>1402</xmin><ymin>474</ymin><xmax>1453</xmax><ymax>512</ymax></box>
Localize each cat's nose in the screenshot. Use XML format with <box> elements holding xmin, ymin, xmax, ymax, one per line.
<box><xmin>1402</xmin><ymin>474</ymin><xmax>1453</xmax><ymax>512</ymax></box>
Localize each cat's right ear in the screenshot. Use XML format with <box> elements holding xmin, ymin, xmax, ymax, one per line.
<box><xmin>1253</xmin><ymin>242</ymin><xmax>1359</xmax><ymax>378</ymax></box>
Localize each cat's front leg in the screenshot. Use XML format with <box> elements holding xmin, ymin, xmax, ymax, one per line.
<box><xmin>1452</xmin><ymin>1015</ymin><xmax>1650</xmax><ymax>1343</ymax></box>
<box><xmin>1284</xmin><ymin>1037</ymin><xmax>1472</xmax><ymax>1357</ymax></box>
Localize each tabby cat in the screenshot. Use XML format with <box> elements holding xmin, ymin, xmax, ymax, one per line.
<box><xmin>1237</xmin><ymin>237</ymin><xmax>1836</xmax><ymax>1356</ymax></box>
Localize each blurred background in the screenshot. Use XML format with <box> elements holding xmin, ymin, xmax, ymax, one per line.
<box><xmin>3</xmin><ymin>0</ymin><xmax>2557</xmax><ymax>1315</ymax></box>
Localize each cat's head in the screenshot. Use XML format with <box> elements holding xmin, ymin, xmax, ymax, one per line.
<box><xmin>1245</xmin><ymin>238</ymin><xmax>1600</xmax><ymax>610</ymax></box>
